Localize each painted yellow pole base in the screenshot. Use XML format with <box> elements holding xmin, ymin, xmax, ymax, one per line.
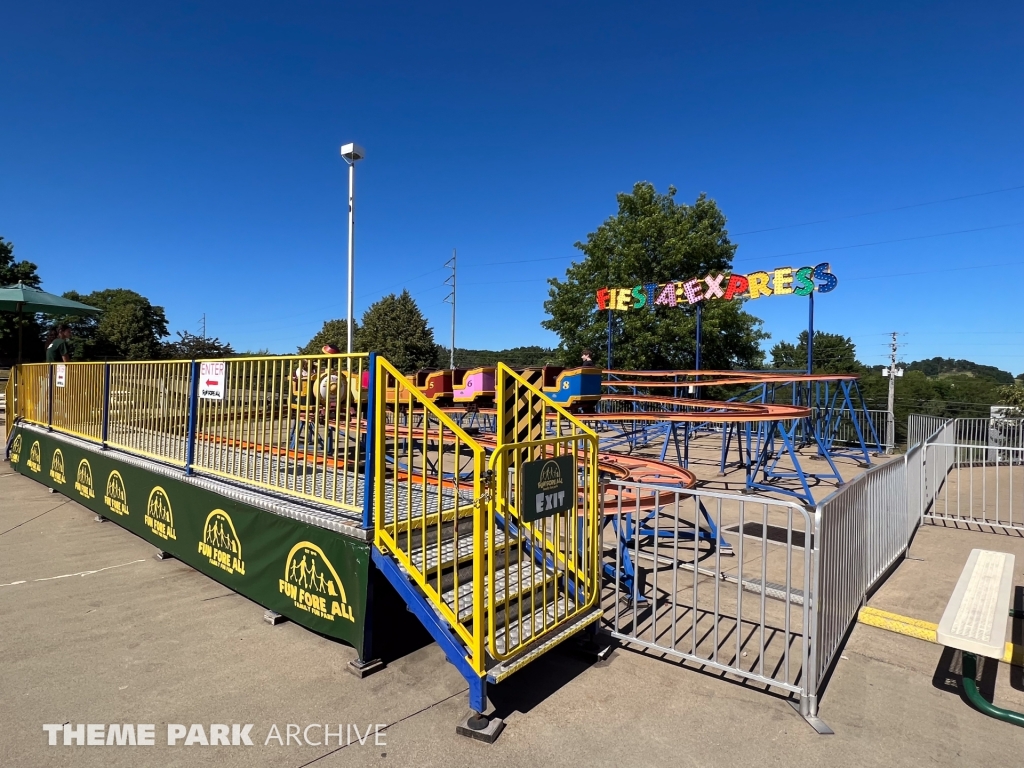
<box><xmin>857</xmin><ymin>606</ymin><xmax>1023</xmax><ymax>667</ymax></box>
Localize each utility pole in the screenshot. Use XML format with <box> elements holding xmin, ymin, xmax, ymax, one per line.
<box><xmin>882</xmin><ymin>332</ymin><xmax>903</xmax><ymax>454</ymax></box>
<box><xmin>199</xmin><ymin>313</ymin><xmax>207</xmax><ymax>340</ymax></box>
<box><xmin>444</xmin><ymin>249</ymin><xmax>456</xmax><ymax>368</ymax></box>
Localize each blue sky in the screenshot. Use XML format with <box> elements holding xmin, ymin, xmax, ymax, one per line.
<box><xmin>1</xmin><ymin>1</ymin><xmax>1022</xmax><ymax>371</ymax></box>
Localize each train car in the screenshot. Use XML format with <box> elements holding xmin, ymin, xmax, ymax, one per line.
<box><xmin>421</xmin><ymin>369</ymin><xmax>454</xmax><ymax>404</ymax></box>
<box><xmin>541</xmin><ymin>366</ymin><xmax>604</xmax><ymax>411</ymax></box>
<box><xmin>452</xmin><ymin>366</ymin><xmax>496</xmax><ymax>405</ymax></box>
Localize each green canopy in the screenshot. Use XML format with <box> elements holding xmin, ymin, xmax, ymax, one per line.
<box><xmin>0</xmin><ymin>282</ymin><xmax>101</xmax><ymax>363</ymax></box>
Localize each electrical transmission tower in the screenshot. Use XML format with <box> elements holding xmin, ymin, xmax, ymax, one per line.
<box><xmin>443</xmin><ymin>250</ymin><xmax>456</xmax><ymax>369</ymax></box>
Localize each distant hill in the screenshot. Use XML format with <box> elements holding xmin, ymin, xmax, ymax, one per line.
<box><xmin>905</xmin><ymin>357</ymin><xmax>1014</xmax><ymax>385</ymax></box>
<box><xmin>441</xmin><ymin>345</ymin><xmax>564</xmax><ymax>368</ymax></box>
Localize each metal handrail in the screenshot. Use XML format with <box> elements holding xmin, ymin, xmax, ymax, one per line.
<box><xmin>372</xmin><ymin>355</ymin><xmax>487</xmax><ymax>674</ymax></box>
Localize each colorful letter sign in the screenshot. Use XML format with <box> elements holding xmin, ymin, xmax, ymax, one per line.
<box><xmin>596</xmin><ymin>263</ymin><xmax>837</xmax><ymax>311</ymax></box>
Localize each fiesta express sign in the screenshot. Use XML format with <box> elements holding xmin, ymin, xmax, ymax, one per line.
<box><xmin>596</xmin><ymin>262</ymin><xmax>837</xmax><ymax>311</ymax></box>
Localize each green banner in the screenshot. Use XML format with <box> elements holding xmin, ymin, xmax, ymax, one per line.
<box><xmin>8</xmin><ymin>427</ymin><xmax>369</xmax><ymax>653</ymax></box>
<box><xmin>520</xmin><ymin>454</ymin><xmax>576</xmax><ymax>523</ymax></box>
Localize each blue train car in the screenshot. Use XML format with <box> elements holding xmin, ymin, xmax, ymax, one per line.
<box><xmin>538</xmin><ymin>366</ymin><xmax>604</xmax><ymax>410</ymax></box>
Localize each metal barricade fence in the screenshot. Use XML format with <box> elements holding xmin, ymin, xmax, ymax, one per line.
<box><xmin>193</xmin><ymin>354</ymin><xmax>368</xmax><ymax>513</ymax></box>
<box><xmin>923</xmin><ymin>441</ymin><xmax>1024</xmax><ymax>533</ymax></box>
<box><xmin>833</xmin><ymin>408</ymin><xmax>891</xmax><ymax>451</ymax></box>
<box><xmin>602</xmin><ymin>481</ymin><xmax>816</xmax><ymax>714</ymax></box>
<box><xmin>905</xmin><ymin>442</ymin><xmax>923</xmax><ymax>540</ymax></box>
<box><xmin>907</xmin><ymin>414</ymin><xmax>946</xmax><ymax>450</ymax></box>
<box><xmin>810</xmin><ymin>455</ymin><xmax>912</xmax><ymax>704</ymax></box>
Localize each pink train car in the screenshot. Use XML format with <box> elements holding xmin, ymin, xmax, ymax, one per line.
<box><xmin>451</xmin><ymin>367</ymin><xmax>496</xmax><ymax>405</ymax></box>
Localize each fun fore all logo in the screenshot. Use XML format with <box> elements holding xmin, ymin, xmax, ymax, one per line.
<box><xmin>49</xmin><ymin>448</ymin><xmax>66</xmax><ymax>485</ymax></box>
<box><xmin>10</xmin><ymin>434</ymin><xmax>22</xmax><ymax>464</ymax></box>
<box><xmin>27</xmin><ymin>440</ymin><xmax>42</xmax><ymax>473</ymax></box>
<box><xmin>104</xmin><ymin>471</ymin><xmax>129</xmax><ymax>516</ymax></box>
<box><xmin>199</xmin><ymin>510</ymin><xmax>246</xmax><ymax>576</ymax></box>
<box><xmin>144</xmin><ymin>487</ymin><xmax>176</xmax><ymax>541</ymax></box>
<box><xmin>75</xmin><ymin>459</ymin><xmax>95</xmax><ymax>499</ymax></box>
<box><xmin>279</xmin><ymin>542</ymin><xmax>354</xmax><ymax>623</ymax></box>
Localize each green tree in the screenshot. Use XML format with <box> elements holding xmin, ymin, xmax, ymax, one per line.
<box><xmin>906</xmin><ymin>357</ymin><xmax>1014</xmax><ymax>385</ymax></box>
<box><xmin>543</xmin><ymin>183</ymin><xmax>767</xmax><ymax>370</ymax></box>
<box><xmin>770</xmin><ymin>331</ymin><xmax>860</xmax><ymax>374</ymax></box>
<box><xmin>51</xmin><ymin>289</ymin><xmax>169</xmax><ymax>360</ymax></box>
<box><xmin>448</xmin><ymin>345</ymin><xmax>563</xmax><ymax>368</ymax></box>
<box><xmin>299</xmin><ymin>319</ymin><xmax>360</xmax><ymax>356</ymax></box>
<box><xmin>359</xmin><ymin>290</ymin><xmax>436</xmax><ymax>373</ymax></box>
<box><xmin>997</xmin><ymin>383</ymin><xmax>1024</xmax><ymax>416</ymax></box>
<box><xmin>162</xmin><ymin>331</ymin><xmax>235</xmax><ymax>359</ymax></box>
<box><xmin>0</xmin><ymin>237</ymin><xmax>45</xmax><ymax>360</ymax></box>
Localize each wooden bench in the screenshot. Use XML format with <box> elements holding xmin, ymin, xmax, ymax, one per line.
<box><xmin>936</xmin><ymin>548</ymin><xmax>1023</xmax><ymax>727</ymax></box>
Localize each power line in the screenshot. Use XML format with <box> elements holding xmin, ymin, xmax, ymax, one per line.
<box><xmin>733</xmin><ymin>183</ymin><xmax>1024</xmax><ymax>236</ymax></box>
<box><xmin>448</xmin><ymin>222</ymin><xmax>1024</xmax><ymax>273</ymax></box>
<box><xmin>732</xmin><ymin>221</ymin><xmax>1024</xmax><ymax>263</ymax></box>
<box><xmin>844</xmin><ymin>259</ymin><xmax>1024</xmax><ymax>281</ymax></box>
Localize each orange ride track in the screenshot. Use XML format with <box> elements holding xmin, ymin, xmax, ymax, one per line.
<box><xmin>603</xmin><ymin>371</ymin><xmax>859</xmax><ymax>391</ymax></box>
<box><xmin>198</xmin><ymin>418</ymin><xmax>698</xmax><ymax>512</ymax></box>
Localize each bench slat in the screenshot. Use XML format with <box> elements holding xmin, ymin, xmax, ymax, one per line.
<box><xmin>936</xmin><ymin>549</ymin><xmax>1015</xmax><ymax>659</ymax></box>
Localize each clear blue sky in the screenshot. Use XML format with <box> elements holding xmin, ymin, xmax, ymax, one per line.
<box><xmin>2</xmin><ymin>1</ymin><xmax>1021</xmax><ymax>371</ymax></box>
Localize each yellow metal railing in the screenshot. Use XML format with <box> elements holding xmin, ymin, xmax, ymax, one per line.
<box><xmin>488</xmin><ymin>363</ymin><xmax>601</xmax><ymax>660</ymax></box>
<box><xmin>51</xmin><ymin>363</ymin><xmax>105</xmax><ymax>442</ymax></box>
<box><xmin>4</xmin><ymin>369</ymin><xmax>15</xmax><ymax>440</ymax></box>
<box><xmin>14</xmin><ymin>363</ymin><xmax>50</xmax><ymax>428</ymax></box>
<box><xmin>373</xmin><ymin>356</ymin><xmax>488</xmax><ymax>675</ymax></box>
<box><xmin>107</xmin><ymin>361</ymin><xmax>192</xmax><ymax>465</ymax></box>
<box><xmin>192</xmin><ymin>354</ymin><xmax>368</xmax><ymax>513</ymax></box>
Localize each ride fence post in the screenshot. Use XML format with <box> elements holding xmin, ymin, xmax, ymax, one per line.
<box><xmin>184</xmin><ymin>360</ymin><xmax>200</xmax><ymax>476</ymax></box>
<box><xmin>362</xmin><ymin>351</ymin><xmax>377</xmax><ymax>530</ymax></box>
<box><xmin>100</xmin><ymin>363</ymin><xmax>111</xmax><ymax>449</ymax></box>
<box><xmin>694</xmin><ymin>302</ymin><xmax>702</xmax><ymax>402</ymax></box>
<box><xmin>606</xmin><ymin>308</ymin><xmax>613</xmax><ymax>370</ymax></box>
<box><xmin>695</xmin><ymin>302</ymin><xmax>702</xmax><ymax>372</ymax></box>
<box><xmin>807</xmin><ymin>291</ymin><xmax>814</xmax><ymax>375</ymax></box>
<box><xmin>47</xmin><ymin>364</ymin><xmax>54</xmax><ymax>430</ymax></box>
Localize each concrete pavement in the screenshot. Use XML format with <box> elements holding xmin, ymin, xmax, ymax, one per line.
<box><xmin>2</xmin><ymin>456</ymin><xmax>1023</xmax><ymax>767</ymax></box>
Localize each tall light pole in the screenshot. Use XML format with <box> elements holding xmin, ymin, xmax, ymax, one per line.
<box><xmin>340</xmin><ymin>143</ymin><xmax>366</xmax><ymax>354</ymax></box>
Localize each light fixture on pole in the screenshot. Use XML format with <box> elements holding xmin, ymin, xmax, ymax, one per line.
<box><xmin>340</xmin><ymin>142</ymin><xmax>366</xmax><ymax>354</ymax></box>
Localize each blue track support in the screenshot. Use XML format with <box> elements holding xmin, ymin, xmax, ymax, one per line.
<box><xmin>807</xmin><ymin>292</ymin><xmax>814</xmax><ymax>374</ymax></box>
<box><xmin>184</xmin><ymin>361</ymin><xmax>200</xmax><ymax>476</ymax></box>
<box><xmin>745</xmin><ymin>418</ymin><xmax>844</xmax><ymax>506</ymax></box>
<box><xmin>101</xmin><ymin>363</ymin><xmax>111</xmax><ymax>448</ymax></box>
<box><xmin>371</xmin><ymin>550</ymin><xmax>487</xmax><ymax>712</ymax></box>
<box><xmin>816</xmin><ymin>379</ymin><xmax>880</xmax><ymax>465</ymax></box>
<box><xmin>635</xmin><ymin>499</ymin><xmax>731</xmax><ymax>552</ymax></box>
<box><xmin>602</xmin><ymin>514</ymin><xmax>647</xmax><ymax>603</ymax></box>
<box><xmin>658</xmin><ymin>423</ymin><xmax>683</xmax><ymax>465</ymax></box>
<box><xmin>362</xmin><ymin>352</ymin><xmax>377</xmax><ymax>530</ymax></box>
<box><xmin>606</xmin><ymin>308</ymin><xmax>613</xmax><ymax>370</ymax></box>
<box><xmin>603</xmin><ymin>494</ymin><xmax>732</xmax><ymax>599</ymax></box>
<box><xmin>852</xmin><ymin>379</ymin><xmax>884</xmax><ymax>454</ymax></box>
<box><xmin>695</xmin><ymin>302</ymin><xmax>702</xmax><ymax>372</ymax></box>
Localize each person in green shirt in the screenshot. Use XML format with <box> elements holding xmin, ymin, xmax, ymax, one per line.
<box><xmin>45</xmin><ymin>325</ymin><xmax>73</xmax><ymax>363</ymax></box>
